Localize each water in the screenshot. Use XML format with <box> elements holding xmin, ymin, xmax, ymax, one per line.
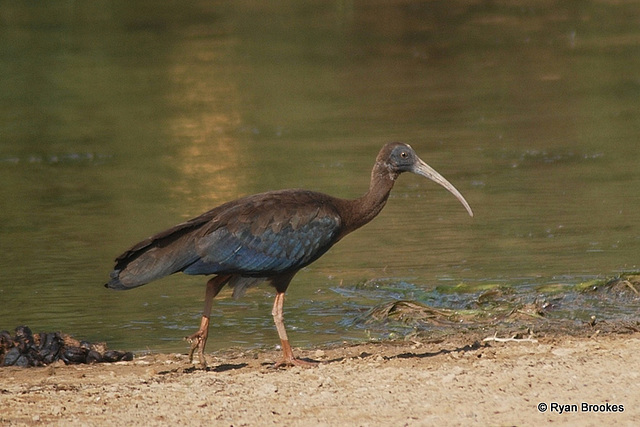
<box><xmin>1</xmin><ymin>1</ymin><xmax>639</xmax><ymax>353</ymax></box>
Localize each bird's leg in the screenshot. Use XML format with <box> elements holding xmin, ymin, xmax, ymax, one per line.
<box><xmin>186</xmin><ymin>275</ymin><xmax>230</xmax><ymax>367</ymax></box>
<box><xmin>271</xmin><ymin>291</ymin><xmax>317</xmax><ymax>368</ymax></box>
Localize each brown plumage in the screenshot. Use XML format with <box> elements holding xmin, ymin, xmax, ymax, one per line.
<box><xmin>106</xmin><ymin>142</ymin><xmax>473</xmax><ymax>367</ymax></box>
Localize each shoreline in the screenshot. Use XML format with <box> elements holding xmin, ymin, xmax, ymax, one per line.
<box><xmin>1</xmin><ymin>329</ymin><xmax>638</xmax><ymax>426</ymax></box>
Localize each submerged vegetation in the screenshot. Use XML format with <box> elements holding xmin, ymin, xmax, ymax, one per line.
<box><xmin>345</xmin><ymin>273</ymin><xmax>640</xmax><ymax>341</ymax></box>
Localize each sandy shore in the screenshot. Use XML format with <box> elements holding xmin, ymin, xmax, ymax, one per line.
<box><xmin>1</xmin><ymin>330</ymin><xmax>638</xmax><ymax>426</ymax></box>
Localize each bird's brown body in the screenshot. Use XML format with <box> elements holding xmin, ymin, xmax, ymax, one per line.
<box><xmin>106</xmin><ymin>142</ymin><xmax>473</xmax><ymax>367</ymax></box>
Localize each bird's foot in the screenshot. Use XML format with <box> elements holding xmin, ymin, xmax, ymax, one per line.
<box><xmin>185</xmin><ymin>330</ymin><xmax>207</xmax><ymax>368</ymax></box>
<box><xmin>272</xmin><ymin>339</ymin><xmax>318</xmax><ymax>368</ymax></box>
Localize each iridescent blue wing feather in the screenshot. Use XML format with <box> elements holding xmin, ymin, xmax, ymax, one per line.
<box><xmin>183</xmin><ymin>209</ymin><xmax>339</xmax><ymax>275</ymax></box>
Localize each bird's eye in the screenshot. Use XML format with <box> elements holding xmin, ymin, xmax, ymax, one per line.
<box><xmin>400</xmin><ymin>151</ymin><xmax>408</xmax><ymax>158</ymax></box>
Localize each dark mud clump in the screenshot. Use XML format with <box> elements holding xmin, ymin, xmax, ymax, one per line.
<box><xmin>0</xmin><ymin>325</ymin><xmax>133</xmax><ymax>368</ymax></box>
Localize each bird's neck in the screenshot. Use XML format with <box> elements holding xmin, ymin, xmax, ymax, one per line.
<box><xmin>339</xmin><ymin>163</ymin><xmax>397</xmax><ymax>236</ymax></box>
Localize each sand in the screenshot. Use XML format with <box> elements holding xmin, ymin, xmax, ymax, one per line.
<box><xmin>1</xmin><ymin>329</ymin><xmax>638</xmax><ymax>426</ymax></box>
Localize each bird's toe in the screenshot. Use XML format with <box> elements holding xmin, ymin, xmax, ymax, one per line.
<box><xmin>185</xmin><ymin>331</ymin><xmax>208</xmax><ymax>367</ymax></box>
<box><xmin>273</xmin><ymin>357</ymin><xmax>319</xmax><ymax>368</ymax></box>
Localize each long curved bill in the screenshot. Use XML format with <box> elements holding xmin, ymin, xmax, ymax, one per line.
<box><xmin>412</xmin><ymin>158</ymin><xmax>474</xmax><ymax>217</ymax></box>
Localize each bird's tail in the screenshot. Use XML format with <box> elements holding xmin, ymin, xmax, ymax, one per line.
<box><xmin>105</xmin><ymin>245</ymin><xmax>199</xmax><ymax>290</ymax></box>
<box><xmin>105</xmin><ymin>229</ymin><xmax>201</xmax><ymax>290</ymax></box>
<box><xmin>106</xmin><ymin>269</ymin><xmax>152</xmax><ymax>290</ymax></box>
<box><xmin>105</xmin><ymin>271</ymin><xmax>130</xmax><ymax>290</ymax></box>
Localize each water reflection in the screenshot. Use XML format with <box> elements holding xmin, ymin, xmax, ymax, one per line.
<box><xmin>0</xmin><ymin>1</ymin><xmax>638</xmax><ymax>353</ymax></box>
<box><xmin>167</xmin><ymin>51</ymin><xmax>246</xmax><ymax>207</ymax></box>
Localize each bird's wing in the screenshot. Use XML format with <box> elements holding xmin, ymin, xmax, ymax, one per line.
<box><xmin>107</xmin><ymin>190</ymin><xmax>342</xmax><ymax>289</ymax></box>
<box><xmin>183</xmin><ymin>191</ymin><xmax>342</xmax><ymax>276</ymax></box>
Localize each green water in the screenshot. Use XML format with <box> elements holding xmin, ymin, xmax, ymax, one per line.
<box><xmin>1</xmin><ymin>1</ymin><xmax>639</xmax><ymax>353</ymax></box>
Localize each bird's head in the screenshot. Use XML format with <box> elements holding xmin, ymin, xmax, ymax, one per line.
<box><xmin>381</xmin><ymin>142</ymin><xmax>474</xmax><ymax>217</ymax></box>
